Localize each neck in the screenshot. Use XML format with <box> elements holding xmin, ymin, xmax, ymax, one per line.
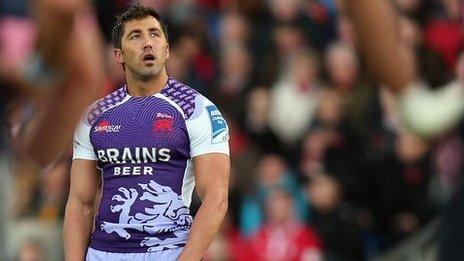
<box><xmin>126</xmin><ymin>69</ymin><xmax>169</xmax><ymax>97</ymax></box>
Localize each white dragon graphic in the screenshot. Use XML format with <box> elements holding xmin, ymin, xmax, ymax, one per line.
<box><xmin>100</xmin><ymin>180</ymin><xmax>193</xmax><ymax>252</ymax></box>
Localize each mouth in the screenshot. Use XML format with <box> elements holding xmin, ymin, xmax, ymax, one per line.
<box><xmin>142</xmin><ymin>53</ymin><xmax>156</xmax><ymax>63</ymax></box>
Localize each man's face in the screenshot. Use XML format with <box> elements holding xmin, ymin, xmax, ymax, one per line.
<box><xmin>115</xmin><ymin>16</ymin><xmax>169</xmax><ymax>80</ymax></box>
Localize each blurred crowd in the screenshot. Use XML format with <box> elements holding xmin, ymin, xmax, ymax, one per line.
<box><xmin>1</xmin><ymin>0</ymin><xmax>464</xmax><ymax>260</ymax></box>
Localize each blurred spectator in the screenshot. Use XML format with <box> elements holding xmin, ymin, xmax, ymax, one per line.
<box><xmin>205</xmin><ymin>213</ymin><xmax>254</xmax><ymax>261</ymax></box>
<box><xmin>257</xmin><ymin>22</ymin><xmax>307</xmax><ymax>85</ymax></box>
<box><xmin>364</xmin><ymin>130</ymin><xmax>433</xmax><ymax>249</ymax></box>
<box><xmin>269</xmin><ymin>48</ymin><xmax>322</xmax><ymax>146</ymax></box>
<box><xmin>243</xmin><ymin>87</ymin><xmax>282</xmax><ymax>153</ymax></box>
<box><xmin>323</xmin><ymin>42</ymin><xmax>378</xmax><ymax>139</ymax></box>
<box><xmin>250</xmin><ymin>187</ymin><xmax>322</xmax><ymax>261</ymax></box>
<box><xmin>240</xmin><ymin>154</ymin><xmax>308</xmax><ymax>236</ymax></box>
<box><xmin>307</xmin><ymin>173</ymin><xmax>365</xmax><ymax>260</ymax></box>
<box><xmin>217</xmin><ymin>11</ymin><xmax>250</xmax><ymax>49</ymax></box>
<box><xmin>269</xmin><ymin>0</ymin><xmax>302</xmax><ymax>23</ymax></box>
<box><xmin>167</xmin><ymin>29</ymin><xmax>215</xmax><ymax>93</ymax></box>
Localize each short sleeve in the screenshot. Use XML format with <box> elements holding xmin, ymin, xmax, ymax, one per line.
<box><xmin>73</xmin><ymin>116</ymin><xmax>97</xmax><ymax>160</ymax></box>
<box><xmin>186</xmin><ymin>97</ymin><xmax>230</xmax><ymax>157</ymax></box>
<box><xmin>399</xmin><ymin>80</ymin><xmax>464</xmax><ymax>139</ymax></box>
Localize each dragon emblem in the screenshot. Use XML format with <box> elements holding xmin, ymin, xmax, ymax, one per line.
<box><xmin>100</xmin><ymin>180</ymin><xmax>193</xmax><ymax>252</ymax></box>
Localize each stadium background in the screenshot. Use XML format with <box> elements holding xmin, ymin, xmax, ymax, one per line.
<box><xmin>1</xmin><ymin>0</ymin><xmax>463</xmax><ymax>260</ymax></box>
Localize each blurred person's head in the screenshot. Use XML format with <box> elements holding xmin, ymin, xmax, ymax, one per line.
<box><xmin>395</xmin><ymin>131</ymin><xmax>428</xmax><ymax>164</ymax></box>
<box><xmin>270</xmin><ymin>0</ymin><xmax>302</xmax><ymax>22</ymax></box>
<box><xmin>325</xmin><ymin>42</ymin><xmax>359</xmax><ymax>89</ymax></box>
<box><xmin>17</xmin><ymin>239</ymin><xmax>45</xmax><ymax>261</ymax></box>
<box><xmin>273</xmin><ymin>23</ymin><xmax>306</xmax><ymax>57</ymax></box>
<box><xmin>307</xmin><ymin>174</ymin><xmax>342</xmax><ymax>213</ymax></box>
<box><xmin>302</xmin><ymin>129</ymin><xmax>330</xmax><ymax>160</ymax></box>
<box><xmin>219</xmin><ymin>44</ymin><xmax>252</xmax><ymax>94</ymax></box>
<box><xmin>257</xmin><ymin>154</ymin><xmax>287</xmax><ymax>187</ymax></box>
<box><xmin>112</xmin><ymin>5</ymin><xmax>170</xmax><ymax>81</ymax></box>
<box><xmin>172</xmin><ymin>31</ymin><xmax>201</xmax><ymax>61</ymax></box>
<box><xmin>265</xmin><ymin>187</ymin><xmax>295</xmax><ymax>225</ymax></box>
<box><xmin>246</xmin><ymin>87</ymin><xmax>270</xmax><ymax>131</ymax></box>
<box><xmin>316</xmin><ymin>90</ymin><xmax>343</xmax><ymax>125</ymax></box>
<box><xmin>219</xmin><ymin>12</ymin><xmax>249</xmax><ymax>47</ymax></box>
<box><xmin>288</xmin><ymin>49</ymin><xmax>318</xmax><ymax>86</ymax></box>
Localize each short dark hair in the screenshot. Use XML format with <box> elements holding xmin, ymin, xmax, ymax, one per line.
<box><xmin>112</xmin><ymin>5</ymin><xmax>169</xmax><ymax>49</ymax></box>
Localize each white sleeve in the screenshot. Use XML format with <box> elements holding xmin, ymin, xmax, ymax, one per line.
<box><xmin>186</xmin><ymin>96</ymin><xmax>230</xmax><ymax>157</ymax></box>
<box><xmin>400</xmin><ymin>80</ymin><xmax>464</xmax><ymax>139</ymax></box>
<box><xmin>72</xmin><ymin>116</ymin><xmax>97</xmax><ymax>160</ymax></box>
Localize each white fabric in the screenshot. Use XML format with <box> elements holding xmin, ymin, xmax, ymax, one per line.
<box><xmin>86</xmin><ymin>247</ymin><xmax>183</xmax><ymax>261</ymax></box>
<box><xmin>181</xmin><ymin>160</ymin><xmax>195</xmax><ymax>208</ymax></box>
<box><xmin>73</xmin><ymin>115</ymin><xmax>97</xmax><ymax>161</ymax></box>
<box><xmin>400</xmin><ymin>80</ymin><xmax>464</xmax><ymax>138</ymax></box>
<box><xmin>269</xmin><ymin>78</ymin><xmax>320</xmax><ymax>143</ymax></box>
<box><xmin>186</xmin><ymin>96</ymin><xmax>230</xmax><ymax>157</ymax></box>
<box><xmin>73</xmin><ymin>95</ymin><xmax>131</xmax><ymax>161</ymax></box>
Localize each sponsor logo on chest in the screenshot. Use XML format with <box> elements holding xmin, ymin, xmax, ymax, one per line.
<box><xmin>97</xmin><ymin>147</ymin><xmax>172</xmax><ymax>176</ymax></box>
<box><xmin>94</xmin><ymin>120</ymin><xmax>121</xmax><ymax>133</ymax></box>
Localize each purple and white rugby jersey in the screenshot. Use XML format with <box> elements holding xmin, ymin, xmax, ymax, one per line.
<box><xmin>72</xmin><ymin>78</ymin><xmax>229</xmax><ymax>253</ymax></box>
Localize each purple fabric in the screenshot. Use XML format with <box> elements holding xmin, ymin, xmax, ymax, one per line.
<box><xmin>87</xmin><ymin>80</ymin><xmax>196</xmax><ymax>253</ymax></box>
<box><xmin>87</xmin><ymin>86</ymin><xmax>128</xmax><ymax>125</ymax></box>
<box><xmin>161</xmin><ymin>78</ymin><xmax>199</xmax><ymax>119</ymax></box>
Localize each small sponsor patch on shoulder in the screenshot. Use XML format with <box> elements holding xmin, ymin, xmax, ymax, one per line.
<box><xmin>206</xmin><ymin>105</ymin><xmax>228</xmax><ymax>144</ymax></box>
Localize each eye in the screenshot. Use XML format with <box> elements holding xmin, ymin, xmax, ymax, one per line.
<box><xmin>150</xmin><ymin>32</ymin><xmax>161</xmax><ymax>37</ymax></box>
<box><xmin>130</xmin><ymin>34</ymin><xmax>141</xmax><ymax>40</ymax></box>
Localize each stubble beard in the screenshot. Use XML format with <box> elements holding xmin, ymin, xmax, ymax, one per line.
<box><xmin>131</xmin><ymin>64</ymin><xmax>164</xmax><ymax>82</ymax></box>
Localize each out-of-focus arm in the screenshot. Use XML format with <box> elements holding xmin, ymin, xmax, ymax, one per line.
<box><xmin>21</xmin><ymin>0</ymin><xmax>104</xmax><ymax>167</ymax></box>
<box><xmin>344</xmin><ymin>0</ymin><xmax>415</xmax><ymax>93</ymax></box>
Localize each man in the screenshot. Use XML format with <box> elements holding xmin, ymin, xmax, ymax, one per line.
<box><xmin>63</xmin><ymin>5</ymin><xmax>230</xmax><ymax>261</ymax></box>
<box><xmin>344</xmin><ymin>1</ymin><xmax>464</xmax><ymax>260</ymax></box>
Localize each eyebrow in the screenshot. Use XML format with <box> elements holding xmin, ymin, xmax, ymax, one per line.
<box><xmin>126</xmin><ymin>28</ymin><xmax>162</xmax><ymax>37</ymax></box>
<box><xmin>148</xmin><ymin>28</ymin><xmax>162</xmax><ymax>33</ymax></box>
<box><xmin>127</xmin><ymin>29</ymin><xmax>142</xmax><ymax>38</ymax></box>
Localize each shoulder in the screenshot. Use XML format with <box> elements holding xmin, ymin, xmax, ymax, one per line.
<box><xmin>86</xmin><ymin>86</ymin><xmax>129</xmax><ymax>125</ymax></box>
<box><xmin>159</xmin><ymin>78</ymin><xmax>202</xmax><ymax>120</ymax></box>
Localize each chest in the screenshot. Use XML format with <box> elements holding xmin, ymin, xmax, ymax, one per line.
<box><xmin>90</xmin><ymin>97</ymin><xmax>190</xmax><ymax>165</ymax></box>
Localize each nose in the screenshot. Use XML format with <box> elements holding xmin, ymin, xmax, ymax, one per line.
<box><xmin>142</xmin><ymin>35</ymin><xmax>154</xmax><ymax>50</ymax></box>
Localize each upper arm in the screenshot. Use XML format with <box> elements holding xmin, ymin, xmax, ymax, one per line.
<box><xmin>186</xmin><ymin>96</ymin><xmax>231</xmax><ymax>198</ymax></box>
<box><xmin>193</xmin><ymin>154</ymin><xmax>230</xmax><ymax>199</ymax></box>
<box><xmin>68</xmin><ymin>159</ymin><xmax>100</xmax><ymax>206</ymax></box>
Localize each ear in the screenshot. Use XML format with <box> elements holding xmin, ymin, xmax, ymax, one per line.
<box><xmin>114</xmin><ymin>48</ymin><xmax>124</xmax><ymax>64</ymax></box>
<box><xmin>165</xmin><ymin>43</ymin><xmax>170</xmax><ymax>59</ymax></box>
